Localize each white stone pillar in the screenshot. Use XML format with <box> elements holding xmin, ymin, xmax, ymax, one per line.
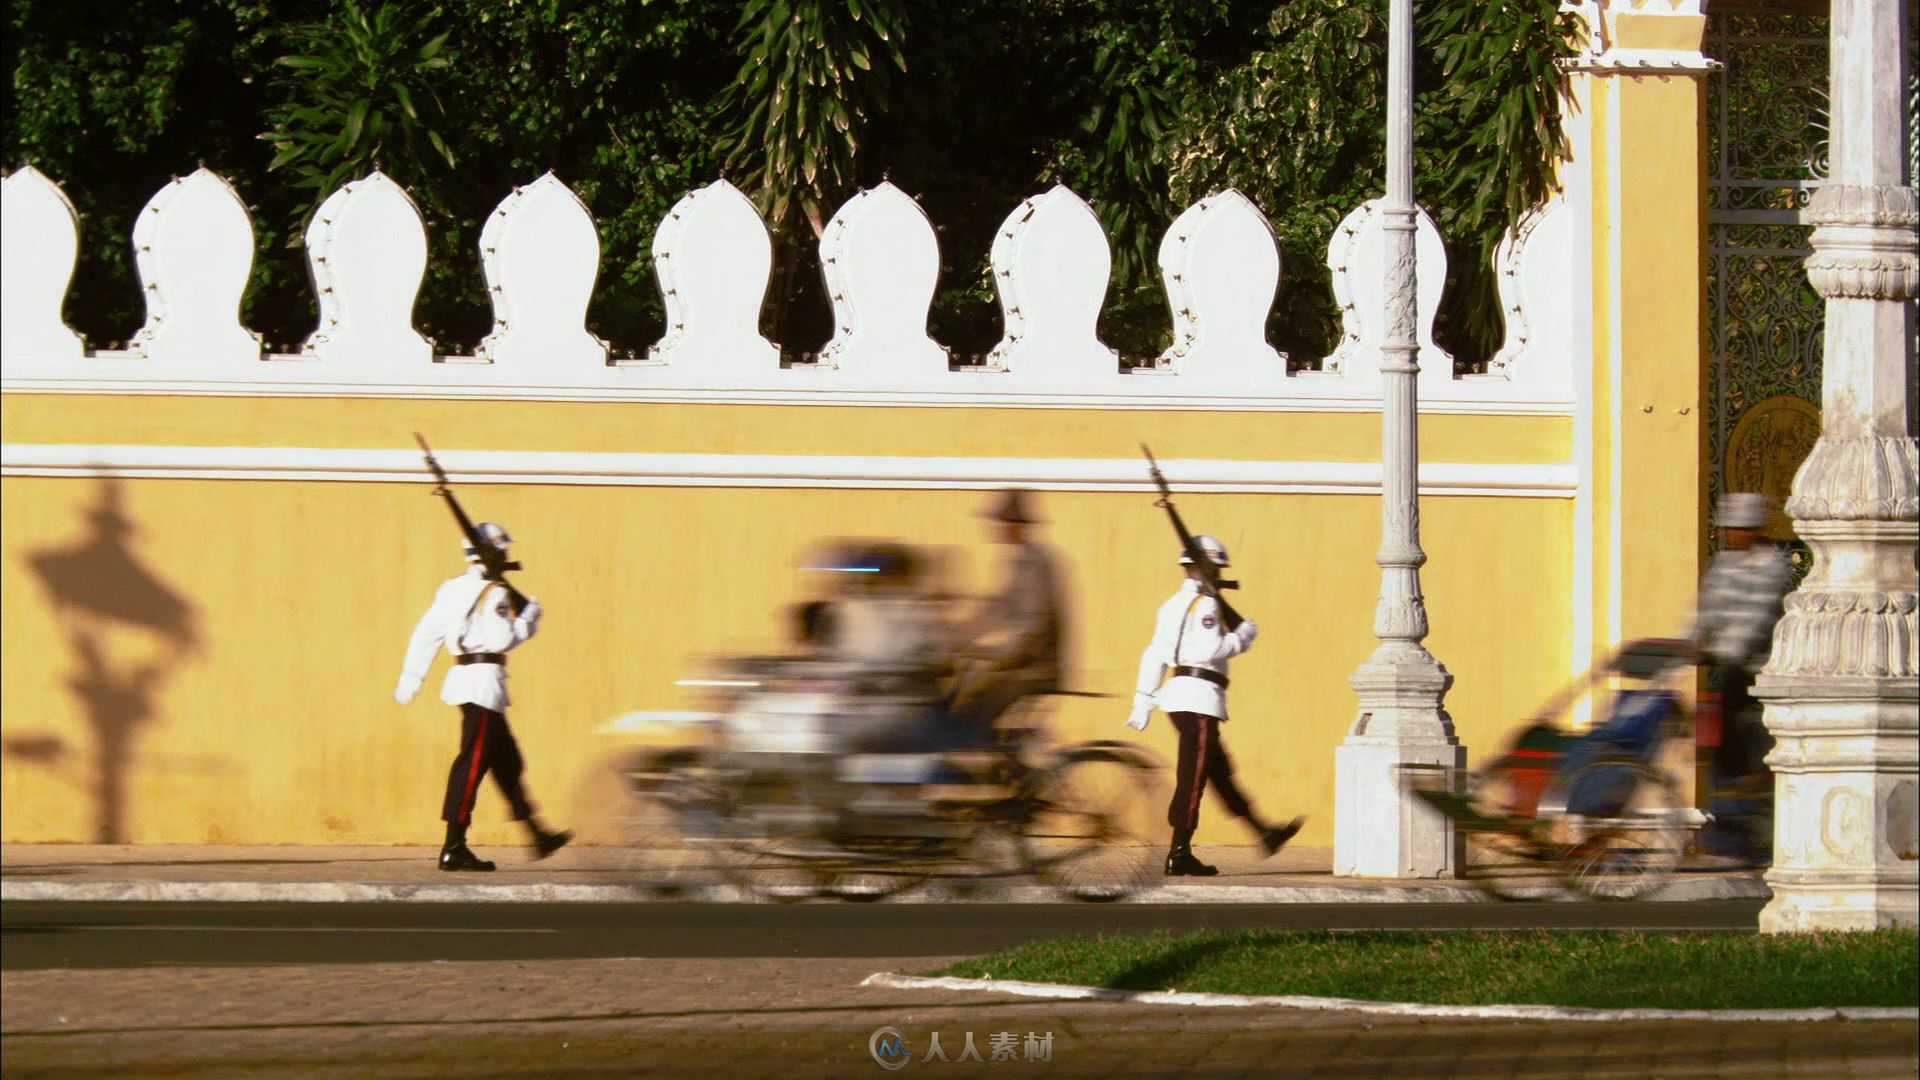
<box><xmin>1333</xmin><ymin>0</ymin><xmax>1466</xmax><ymax>879</ymax></box>
<box><xmin>1753</xmin><ymin>0</ymin><xmax>1918</xmax><ymax>933</ymax></box>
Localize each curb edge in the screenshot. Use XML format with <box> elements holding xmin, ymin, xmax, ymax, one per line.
<box><xmin>0</xmin><ymin>876</ymin><xmax>1770</xmax><ymax>905</ymax></box>
<box><xmin>859</xmin><ymin>972</ymin><xmax>1916</xmax><ymax>1023</ymax></box>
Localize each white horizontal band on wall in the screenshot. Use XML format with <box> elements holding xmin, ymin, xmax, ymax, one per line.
<box><xmin>0</xmin><ymin>444</ymin><xmax>1578</xmax><ymax>498</ymax></box>
<box><xmin>0</xmin><ymin>373</ymin><xmax>1576</xmax><ymax>416</ymax></box>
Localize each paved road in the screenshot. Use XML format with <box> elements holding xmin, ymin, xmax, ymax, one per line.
<box><xmin>7</xmin><ymin>899</ymin><xmax>1911</xmax><ymax>1080</ymax></box>
<box><xmin>2</xmin><ymin>899</ymin><xmax>1764</xmax><ymax>970</ymax></box>
<box><xmin>4</xmin><ymin>955</ymin><xmax>1914</xmax><ymax>1079</ymax></box>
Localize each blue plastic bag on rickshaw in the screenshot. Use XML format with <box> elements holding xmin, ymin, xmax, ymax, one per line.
<box><xmin>1560</xmin><ymin>688</ymin><xmax>1679</xmax><ymax>816</ymax></box>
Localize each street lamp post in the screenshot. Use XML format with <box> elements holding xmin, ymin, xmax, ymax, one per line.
<box><xmin>1333</xmin><ymin>0</ymin><xmax>1466</xmax><ymax>879</ymax></box>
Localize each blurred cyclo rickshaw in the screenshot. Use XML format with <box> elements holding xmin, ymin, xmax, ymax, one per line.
<box><xmin>1400</xmin><ymin>638</ymin><xmax>1725</xmax><ymax>900</ymax></box>
<box><xmin>599</xmin><ymin>540</ymin><xmax>1166</xmax><ymax>903</ymax></box>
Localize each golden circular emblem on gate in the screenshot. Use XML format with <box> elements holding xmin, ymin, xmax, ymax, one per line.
<box><xmin>1726</xmin><ymin>395</ymin><xmax>1820</xmax><ymax>538</ymax></box>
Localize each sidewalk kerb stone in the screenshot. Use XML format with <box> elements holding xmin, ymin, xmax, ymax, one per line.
<box><xmin>0</xmin><ymin>875</ymin><xmax>1770</xmax><ymax>905</ymax></box>
<box><xmin>860</xmin><ymin>972</ymin><xmax>1919</xmax><ymax>1023</ymax></box>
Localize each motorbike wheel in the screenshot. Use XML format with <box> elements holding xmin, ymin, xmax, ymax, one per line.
<box><xmin>1026</xmin><ymin>752</ymin><xmax>1161</xmax><ymax>902</ymax></box>
<box><xmin>1556</xmin><ymin>759</ymin><xmax>1688</xmax><ymax>900</ymax></box>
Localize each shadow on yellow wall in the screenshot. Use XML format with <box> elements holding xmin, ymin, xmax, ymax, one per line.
<box><xmin>10</xmin><ymin>477</ymin><xmax>200</xmax><ymax>843</ymax></box>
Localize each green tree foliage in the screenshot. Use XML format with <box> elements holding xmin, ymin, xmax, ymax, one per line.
<box><xmin>419</xmin><ymin>1</ymin><xmax>732</xmax><ymax>351</ymax></box>
<box><xmin>1170</xmin><ymin>0</ymin><xmax>1577</xmax><ymax>364</ymax></box>
<box><xmin>258</xmin><ymin>1</ymin><xmax>457</xmax><ymax>237</ymax></box>
<box><xmin>5</xmin><ymin>0</ymin><xmax>1574</xmax><ymax>366</ymax></box>
<box><xmin>1034</xmin><ymin>0</ymin><xmax>1268</xmax><ymax>359</ymax></box>
<box><xmin>3</xmin><ymin>0</ymin><xmax>298</xmax><ymax>346</ymax></box>
<box><xmin>714</xmin><ymin>0</ymin><xmax>908</xmax><ymax>238</ymax></box>
<box><xmin>711</xmin><ymin>0</ymin><xmax>909</xmax><ymax>350</ymax></box>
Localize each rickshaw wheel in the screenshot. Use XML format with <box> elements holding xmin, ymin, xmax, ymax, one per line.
<box><xmin>724</xmin><ymin>837</ymin><xmax>834</xmax><ymax>903</ymax></box>
<box><xmin>826</xmin><ymin>865</ymin><xmax>928</xmax><ymax>902</ymax></box>
<box><xmin>823</xmin><ymin>838</ymin><xmax>937</xmax><ymax>902</ymax></box>
<box><xmin>1459</xmin><ymin>767</ymin><xmax>1576</xmax><ymax>902</ymax></box>
<box><xmin>608</xmin><ymin>753</ymin><xmax>731</xmax><ymax>896</ymax></box>
<box><xmin>1556</xmin><ymin>759</ymin><xmax>1688</xmax><ymax>900</ymax></box>
<box><xmin>948</xmin><ymin>822</ymin><xmax>1033</xmax><ymax>897</ymax></box>
<box><xmin>1026</xmin><ymin>752</ymin><xmax>1161</xmax><ymax>902</ymax></box>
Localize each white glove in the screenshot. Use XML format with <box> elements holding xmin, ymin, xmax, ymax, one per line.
<box><xmin>1126</xmin><ymin>693</ymin><xmax>1153</xmax><ymax>732</ymax></box>
<box><xmin>394</xmin><ymin>677</ymin><xmax>422</xmax><ymax>706</ymax></box>
<box><xmin>519</xmin><ymin>596</ymin><xmax>543</xmax><ymax>625</ymax></box>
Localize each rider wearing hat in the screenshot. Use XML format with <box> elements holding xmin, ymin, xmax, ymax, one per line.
<box><xmin>952</xmin><ymin>489</ymin><xmax>1066</xmax><ymax>741</ymax></box>
<box><xmin>1130</xmin><ymin>535</ymin><xmax>1303</xmax><ymax>876</ymax></box>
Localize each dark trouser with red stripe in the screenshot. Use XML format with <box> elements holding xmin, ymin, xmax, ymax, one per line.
<box><xmin>1167</xmin><ymin>711</ymin><xmax>1257</xmax><ymax>835</ymax></box>
<box><xmin>442</xmin><ymin>704</ymin><xmax>535</xmax><ymax>825</ymax></box>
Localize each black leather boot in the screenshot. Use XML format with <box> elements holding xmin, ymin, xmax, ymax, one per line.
<box><xmin>525</xmin><ymin>819</ymin><xmax>573</xmax><ymax>860</ymax></box>
<box><xmin>439</xmin><ymin>822</ymin><xmax>495</xmax><ymax>872</ymax></box>
<box><xmin>1165</xmin><ymin>832</ymin><xmax>1219</xmax><ymax>877</ymax></box>
<box><xmin>1259</xmin><ymin>816</ymin><xmax>1306</xmax><ymax>857</ymax></box>
<box><xmin>439</xmin><ymin>844</ymin><xmax>497</xmax><ymax>872</ymax></box>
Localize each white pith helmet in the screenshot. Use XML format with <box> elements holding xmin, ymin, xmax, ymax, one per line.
<box><xmin>464</xmin><ymin>521</ymin><xmax>512</xmax><ymax>559</ymax></box>
<box><xmin>1179</xmin><ymin>535</ymin><xmax>1230</xmax><ymax>567</ymax></box>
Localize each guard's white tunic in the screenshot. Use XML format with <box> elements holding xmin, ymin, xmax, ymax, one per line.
<box><xmin>1133</xmin><ymin>579</ymin><xmax>1258</xmax><ymax>722</ymax></box>
<box><xmin>396</xmin><ymin>566</ymin><xmax>542</xmax><ymax>711</ymax></box>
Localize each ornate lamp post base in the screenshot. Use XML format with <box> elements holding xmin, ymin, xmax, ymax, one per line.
<box><xmin>1335</xmin><ymin>643</ymin><xmax>1465</xmax><ymax>878</ymax></box>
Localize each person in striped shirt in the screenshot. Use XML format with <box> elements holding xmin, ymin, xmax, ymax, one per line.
<box><xmin>1690</xmin><ymin>492</ymin><xmax>1793</xmax><ymax>792</ymax></box>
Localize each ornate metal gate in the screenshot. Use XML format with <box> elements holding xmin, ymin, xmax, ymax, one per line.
<box><xmin>1704</xmin><ymin>5</ymin><xmax>1828</xmax><ymax>547</ymax></box>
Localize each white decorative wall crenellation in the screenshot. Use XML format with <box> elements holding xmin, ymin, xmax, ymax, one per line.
<box><xmin>0</xmin><ymin>164</ymin><xmax>1577</xmax><ymax>408</ymax></box>
<box><xmin>1323</xmin><ymin>198</ymin><xmax>1453</xmax><ymax>391</ymax></box>
<box><xmin>303</xmin><ymin>170</ymin><xmax>433</xmax><ymax>369</ymax></box>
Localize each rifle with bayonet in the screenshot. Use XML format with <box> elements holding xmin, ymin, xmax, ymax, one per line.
<box><xmin>1141</xmin><ymin>444</ymin><xmax>1243</xmax><ymax>631</ymax></box>
<box><xmin>414</xmin><ymin>433</ymin><xmax>530</xmax><ymax>615</ymax></box>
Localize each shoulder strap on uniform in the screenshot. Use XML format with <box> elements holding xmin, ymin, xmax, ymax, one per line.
<box><xmin>1171</xmin><ymin>595</ymin><xmax>1204</xmax><ymax>667</ymax></box>
<box><xmin>451</xmin><ymin>581</ymin><xmax>502</xmax><ymax>656</ymax></box>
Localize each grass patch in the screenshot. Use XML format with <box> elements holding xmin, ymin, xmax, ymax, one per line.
<box><xmin>932</xmin><ymin>929</ymin><xmax>1919</xmax><ymax>1010</ymax></box>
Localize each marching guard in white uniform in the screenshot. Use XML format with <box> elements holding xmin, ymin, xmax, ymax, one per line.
<box><xmin>395</xmin><ymin>522</ymin><xmax>571</xmax><ymax>871</ymax></box>
<box><xmin>1130</xmin><ymin>536</ymin><xmax>1303</xmax><ymax>876</ymax></box>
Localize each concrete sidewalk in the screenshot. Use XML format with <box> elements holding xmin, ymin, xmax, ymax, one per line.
<box><xmin>0</xmin><ymin>843</ymin><xmax>1770</xmax><ymax>904</ymax></box>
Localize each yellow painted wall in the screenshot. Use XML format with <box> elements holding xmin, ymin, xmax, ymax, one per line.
<box><xmin>1586</xmin><ymin>71</ymin><xmax>1619</xmax><ymax>675</ymax></box>
<box><xmin>2</xmin><ymin>394</ymin><xmax>1573</xmax><ymax>849</ymax></box>
<box><xmin>1581</xmin><ymin>63</ymin><xmax>1710</xmax><ymax>671</ymax></box>
<box><xmin>1614</xmin><ymin>70</ymin><xmax>1709</xmax><ymax>638</ymax></box>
